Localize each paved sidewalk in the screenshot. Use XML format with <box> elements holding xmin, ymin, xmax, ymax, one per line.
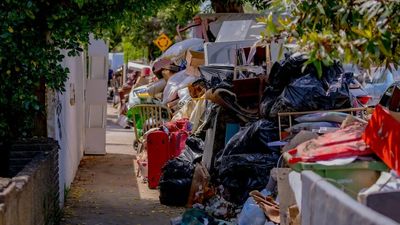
<box><xmin>61</xmin><ymin>104</ymin><xmax>183</xmax><ymax>225</ymax></box>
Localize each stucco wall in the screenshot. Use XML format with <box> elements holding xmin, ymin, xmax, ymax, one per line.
<box><xmin>47</xmin><ymin>52</ymin><xmax>85</xmax><ymax>205</ymax></box>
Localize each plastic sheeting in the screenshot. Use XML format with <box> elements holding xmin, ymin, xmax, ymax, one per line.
<box><xmin>190</xmin><ymin>98</ymin><xmax>207</xmax><ymax>133</ymax></box>
<box><xmin>161</xmin><ymin>38</ymin><xmax>204</xmax><ymax>66</ymax></box>
<box><xmin>172</xmin><ymin>100</ymin><xmax>196</xmax><ymax>121</ymax></box>
<box><xmin>162</xmin><ymin>70</ymin><xmax>198</xmax><ymax>104</ymax></box>
<box><xmin>147</xmin><ymin>79</ymin><xmax>166</xmax><ymax>97</ymax></box>
<box><xmin>238</xmin><ymin>189</ymin><xmax>271</xmax><ymax>225</ymax></box>
<box><xmin>199</xmin><ymin>65</ymin><xmax>234</xmax><ymax>89</ymax></box>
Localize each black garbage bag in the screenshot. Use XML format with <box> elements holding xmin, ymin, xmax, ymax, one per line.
<box><xmin>260</xmin><ymin>53</ymin><xmax>313</xmax><ymax>119</ymax></box>
<box><xmin>270</xmin><ymin>74</ymin><xmax>329</xmax><ymax>117</ymax></box>
<box><xmin>180</xmin><ymin>136</ymin><xmax>204</xmax><ymax>164</ymax></box>
<box><xmin>185</xmin><ymin>136</ymin><xmax>204</xmax><ymax>154</ymax></box>
<box><xmin>159</xmin><ymin>158</ymin><xmax>195</xmax><ymax>206</ymax></box>
<box><xmin>260</xmin><ymin>86</ymin><xmax>281</xmax><ymax>118</ymax></box>
<box><xmin>215</xmin><ymin>153</ymin><xmax>279</xmax><ymax>205</ymax></box>
<box><xmin>212</xmin><ymin>119</ymin><xmax>280</xmax><ymax>205</ymax></box>
<box><xmin>321</xmin><ymin>61</ymin><xmax>345</xmax><ymax>89</ymax></box>
<box><xmin>262</xmin><ymin>54</ymin><xmax>351</xmax><ymax>118</ymax></box>
<box><xmin>269</xmin><ymin>73</ymin><xmax>353</xmax><ymax>117</ymax></box>
<box><xmin>268</xmin><ymin>53</ymin><xmax>309</xmax><ymax>91</ymax></box>
<box><xmin>220</xmin><ymin>119</ymin><xmax>279</xmax><ymax>156</ymax></box>
<box><xmin>199</xmin><ymin>65</ymin><xmax>234</xmax><ymax>89</ymax></box>
<box><xmin>326</xmin><ymin>76</ymin><xmax>353</xmax><ymax>109</ymax></box>
<box><xmin>159</xmin><ymin>136</ymin><xmax>204</xmax><ymax>206</ymax></box>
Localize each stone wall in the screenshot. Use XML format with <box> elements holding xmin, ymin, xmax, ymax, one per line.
<box><xmin>0</xmin><ymin>139</ymin><xmax>60</xmax><ymax>225</ymax></box>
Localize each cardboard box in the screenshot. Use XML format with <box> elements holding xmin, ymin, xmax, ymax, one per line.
<box><xmin>186</xmin><ymin>50</ymin><xmax>205</xmax><ymax>67</ymax></box>
<box><xmin>186</xmin><ymin>65</ymin><xmax>201</xmax><ymax>77</ymax></box>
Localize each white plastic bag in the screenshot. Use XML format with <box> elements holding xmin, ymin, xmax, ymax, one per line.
<box><xmin>177</xmin><ymin>87</ymin><xmax>192</xmax><ymax>108</ymax></box>
<box><xmin>190</xmin><ymin>98</ymin><xmax>206</xmax><ymax>133</ymax></box>
<box><xmin>162</xmin><ymin>70</ymin><xmax>196</xmax><ymax>104</ymax></box>
<box><xmin>128</xmin><ymin>85</ymin><xmax>148</xmax><ymax>108</ymax></box>
<box><xmin>148</xmin><ymin>79</ymin><xmax>166</xmax><ymax>97</ymax></box>
<box><xmin>162</xmin><ymin>38</ymin><xmax>204</xmax><ymax>65</ymax></box>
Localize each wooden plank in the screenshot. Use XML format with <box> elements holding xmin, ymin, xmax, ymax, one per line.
<box><xmin>277</xmin><ymin>168</ymin><xmax>296</xmax><ymax>225</ymax></box>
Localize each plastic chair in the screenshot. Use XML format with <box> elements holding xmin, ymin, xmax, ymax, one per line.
<box><xmin>130</xmin><ymin>104</ymin><xmax>172</xmax><ymax>152</ymax></box>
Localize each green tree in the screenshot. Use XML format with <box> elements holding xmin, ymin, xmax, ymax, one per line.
<box><xmin>119</xmin><ymin>0</ymin><xmax>269</xmax><ymax>61</ymax></box>
<box><xmin>0</xmin><ymin>0</ymin><xmax>168</xmax><ymax>175</ymax></box>
<box><xmin>262</xmin><ymin>0</ymin><xmax>400</xmax><ymax>76</ymax></box>
<box><xmin>0</xmin><ymin>0</ymin><xmax>267</xmax><ymax>147</ymax></box>
<box><xmin>120</xmin><ymin>0</ymin><xmax>200</xmax><ymax>61</ymax></box>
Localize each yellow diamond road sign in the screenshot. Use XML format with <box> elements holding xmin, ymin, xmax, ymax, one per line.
<box><xmin>153</xmin><ymin>33</ymin><xmax>173</xmax><ymax>52</ymax></box>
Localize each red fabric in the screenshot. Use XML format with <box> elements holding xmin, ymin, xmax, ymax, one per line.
<box><xmin>363</xmin><ymin>105</ymin><xmax>400</xmax><ymax>174</ymax></box>
<box><xmin>288</xmin><ymin>123</ymin><xmax>372</xmax><ymax>163</ymax></box>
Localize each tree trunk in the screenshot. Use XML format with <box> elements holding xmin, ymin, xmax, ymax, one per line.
<box><xmin>211</xmin><ymin>0</ymin><xmax>244</xmax><ymax>13</ymax></box>
<box><xmin>33</xmin><ymin>76</ymin><xmax>47</xmax><ymax>137</ymax></box>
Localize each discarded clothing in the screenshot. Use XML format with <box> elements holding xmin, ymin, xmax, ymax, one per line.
<box><xmin>287</xmin><ymin>123</ymin><xmax>372</xmax><ymax>163</ymax></box>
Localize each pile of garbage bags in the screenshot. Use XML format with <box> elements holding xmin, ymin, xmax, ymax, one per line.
<box><xmin>156</xmin><ymin>49</ymin><xmax>366</xmax><ymax>224</ymax></box>
<box><xmin>261</xmin><ymin>53</ymin><xmax>353</xmax><ymax>118</ymax></box>
<box><xmin>214</xmin><ymin>120</ymin><xmax>280</xmax><ymax>205</ymax></box>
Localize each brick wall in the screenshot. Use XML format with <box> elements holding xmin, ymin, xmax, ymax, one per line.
<box><xmin>0</xmin><ymin>138</ymin><xmax>60</xmax><ymax>225</ymax></box>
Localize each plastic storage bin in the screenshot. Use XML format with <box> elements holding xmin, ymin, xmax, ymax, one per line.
<box><xmin>284</xmin><ymin>152</ymin><xmax>388</xmax><ymax>198</ymax></box>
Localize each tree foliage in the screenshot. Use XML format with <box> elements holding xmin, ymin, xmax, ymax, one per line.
<box><xmin>0</xmin><ymin>0</ymin><xmax>166</xmax><ymax>140</ymax></box>
<box><xmin>120</xmin><ymin>0</ymin><xmax>268</xmax><ymax>60</ymax></box>
<box><xmin>120</xmin><ymin>0</ymin><xmax>200</xmax><ymax>60</ymax></box>
<box><xmin>0</xmin><ymin>0</ymin><xmax>268</xmax><ymax>141</ymax></box>
<box><xmin>262</xmin><ymin>0</ymin><xmax>400</xmax><ymax>76</ymax></box>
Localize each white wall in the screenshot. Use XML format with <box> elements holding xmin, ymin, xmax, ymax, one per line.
<box><xmin>48</xmin><ymin>51</ymin><xmax>85</xmax><ymax>205</ymax></box>
<box><xmin>47</xmin><ymin>37</ymin><xmax>107</xmax><ymax>205</ymax></box>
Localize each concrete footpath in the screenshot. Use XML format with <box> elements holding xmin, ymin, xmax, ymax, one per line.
<box><xmin>60</xmin><ymin>104</ymin><xmax>183</xmax><ymax>225</ymax></box>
